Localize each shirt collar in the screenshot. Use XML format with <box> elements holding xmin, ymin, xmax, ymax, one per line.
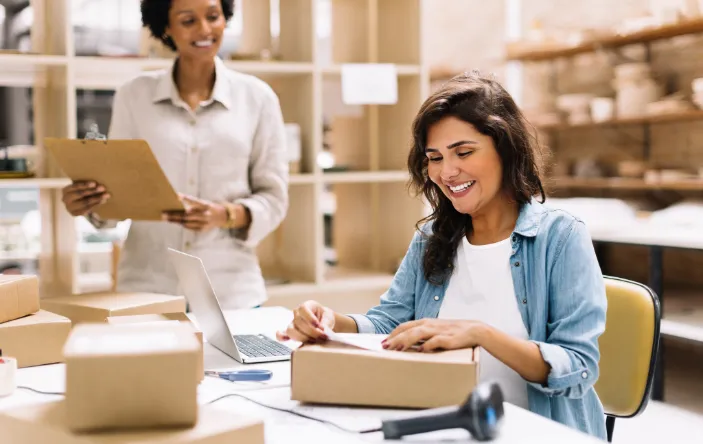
<box><xmin>152</xmin><ymin>56</ymin><xmax>232</xmax><ymax>109</ymax></box>
<box><xmin>513</xmin><ymin>197</ymin><xmax>546</xmax><ymax>238</ymax></box>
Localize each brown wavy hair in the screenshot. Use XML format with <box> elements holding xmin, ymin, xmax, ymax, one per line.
<box><xmin>408</xmin><ymin>72</ymin><xmax>546</xmax><ymax>285</ymax></box>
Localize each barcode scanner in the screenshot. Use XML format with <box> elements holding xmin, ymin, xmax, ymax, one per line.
<box><xmin>381</xmin><ymin>382</ymin><xmax>504</xmax><ymax>441</ymax></box>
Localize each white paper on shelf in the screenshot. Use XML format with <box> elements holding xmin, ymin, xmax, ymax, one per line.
<box><xmin>323</xmin><ymin>327</ymin><xmax>386</xmax><ymax>352</ymax></box>
<box><xmin>341</xmin><ymin>63</ymin><xmax>398</xmax><ymax>105</ymax></box>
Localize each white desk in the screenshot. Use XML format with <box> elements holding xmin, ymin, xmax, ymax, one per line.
<box><xmin>0</xmin><ymin>307</ymin><xmax>602</xmax><ymax>444</ymax></box>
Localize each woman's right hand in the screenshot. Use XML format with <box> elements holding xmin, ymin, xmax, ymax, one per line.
<box><xmin>61</xmin><ymin>181</ymin><xmax>110</xmax><ymax>216</ymax></box>
<box><xmin>276</xmin><ymin>300</ymin><xmax>336</xmax><ymax>343</ymax></box>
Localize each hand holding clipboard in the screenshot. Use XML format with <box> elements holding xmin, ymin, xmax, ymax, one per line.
<box><xmin>45</xmin><ymin>131</ymin><xmax>185</xmax><ymax>221</ymax></box>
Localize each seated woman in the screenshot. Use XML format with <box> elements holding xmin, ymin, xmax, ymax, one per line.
<box><xmin>277</xmin><ymin>71</ymin><xmax>608</xmax><ymax>440</ymax></box>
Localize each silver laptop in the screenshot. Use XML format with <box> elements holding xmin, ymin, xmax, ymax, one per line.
<box><xmin>167</xmin><ymin>248</ymin><xmax>292</xmax><ymax>364</ymax></box>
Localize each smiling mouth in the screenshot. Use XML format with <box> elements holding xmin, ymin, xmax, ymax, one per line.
<box><xmin>448</xmin><ymin>181</ymin><xmax>475</xmax><ymax>194</ymax></box>
<box><xmin>193</xmin><ymin>39</ymin><xmax>215</xmax><ymax>48</ymax></box>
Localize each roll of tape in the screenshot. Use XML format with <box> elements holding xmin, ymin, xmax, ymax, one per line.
<box><xmin>0</xmin><ymin>357</ymin><xmax>17</xmax><ymax>397</ymax></box>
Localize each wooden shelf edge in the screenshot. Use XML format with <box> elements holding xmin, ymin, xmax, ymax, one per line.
<box><xmin>0</xmin><ymin>178</ymin><xmax>70</xmax><ymax>189</ymax></box>
<box><xmin>549</xmin><ymin>177</ymin><xmax>703</xmax><ymax>191</ymax></box>
<box><xmin>0</xmin><ymin>53</ymin><xmax>68</xmax><ymax>65</ymax></box>
<box><xmin>661</xmin><ymin>319</ymin><xmax>703</xmax><ymax>344</ymax></box>
<box><xmin>321</xmin><ymin>64</ymin><xmax>421</xmax><ymax>76</ymax></box>
<box><xmin>507</xmin><ymin>17</ymin><xmax>703</xmax><ymax>61</ymax></box>
<box><xmin>536</xmin><ymin>110</ymin><xmax>703</xmax><ymax>131</ymax></box>
<box><xmin>322</xmin><ymin>170</ymin><xmax>410</xmax><ymax>184</ymax></box>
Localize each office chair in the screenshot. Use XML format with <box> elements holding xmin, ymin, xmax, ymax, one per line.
<box><xmin>595</xmin><ymin>276</ymin><xmax>661</xmax><ymax>442</ymax></box>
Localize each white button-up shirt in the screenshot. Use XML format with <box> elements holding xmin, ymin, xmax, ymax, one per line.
<box><xmin>99</xmin><ymin>56</ymin><xmax>288</xmax><ymax>309</ymax></box>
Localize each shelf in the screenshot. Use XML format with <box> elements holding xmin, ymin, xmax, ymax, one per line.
<box><xmin>537</xmin><ymin>110</ymin><xmax>703</xmax><ymax>131</ymax></box>
<box><xmin>289</xmin><ymin>174</ymin><xmax>316</xmax><ymax>185</ymax></box>
<box><xmin>0</xmin><ymin>53</ymin><xmax>67</xmax><ymax>87</ymax></box>
<box><xmin>507</xmin><ymin>17</ymin><xmax>703</xmax><ymax>61</ymax></box>
<box><xmin>661</xmin><ymin>288</ymin><xmax>703</xmax><ymax>344</ymax></box>
<box><xmin>550</xmin><ymin>176</ymin><xmax>703</xmax><ymax>191</ymax></box>
<box><xmin>322</xmin><ymin>170</ymin><xmax>409</xmax><ymax>184</ymax></box>
<box><xmin>73</xmin><ymin>56</ymin><xmax>314</xmax><ymax>89</ymax></box>
<box><xmin>321</xmin><ymin>64</ymin><xmax>421</xmax><ymax>76</ymax></box>
<box><xmin>0</xmin><ymin>178</ymin><xmax>70</xmax><ymax>189</ymax></box>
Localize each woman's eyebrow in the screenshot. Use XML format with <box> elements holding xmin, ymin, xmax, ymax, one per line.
<box><xmin>425</xmin><ymin>140</ymin><xmax>478</xmax><ymax>152</ymax></box>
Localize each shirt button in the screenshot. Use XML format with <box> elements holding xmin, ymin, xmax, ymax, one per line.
<box><xmin>190</xmin><ymin>119</ymin><xmax>196</xmax><ymax>126</ymax></box>
<box><xmin>185</xmin><ymin>241</ymin><xmax>191</xmax><ymax>249</ymax></box>
<box><xmin>522</xmin><ymin>299</ymin><xmax>527</xmax><ymax>304</ymax></box>
<box><xmin>581</xmin><ymin>372</ymin><xmax>588</xmax><ymax>379</ymax></box>
<box><xmin>514</xmin><ymin>261</ymin><xmax>520</xmax><ymax>267</ymax></box>
<box><xmin>512</xmin><ymin>235</ymin><xmax>517</xmax><ymax>242</ymax></box>
<box><xmin>433</xmin><ymin>295</ymin><xmax>440</xmax><ymax>301</ymax></box>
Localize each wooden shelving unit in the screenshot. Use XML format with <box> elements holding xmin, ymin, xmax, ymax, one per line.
<box><xmin>0</xmin><ymin>0</ymin><xmax>429</xmax><ymax>303</ymax></box>
<box><xmin>507</xmin><ymin>17</ymin><xmax>703</xmax><ymax>61</ymax></box>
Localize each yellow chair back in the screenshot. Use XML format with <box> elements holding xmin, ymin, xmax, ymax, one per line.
<box><xmin>595</xmin><ymin>276</ymin><xmax>661</xmax><ymax>418</ymax></box>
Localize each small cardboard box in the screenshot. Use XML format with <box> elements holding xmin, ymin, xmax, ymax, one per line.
<box><xmin>41</xmin><ymin>291</ymin><xmax>186</xmax><ymax>325</ymax></box>
<box><xmin>0</xmin><ymin>310</ymin><xmax>71</xmax><ymax>368</ymax></box>
<box><xmin>291</xmin><ymin>340</ymin><xmax>479</xmax><ymax>409</ymax></box>
<box><xmin>0</xmin><ymin>275</ymin><xmax>40</xmax><ymax>324</ymax></box>
<box><xmin>106</xmin><ymin>313</ymin><xmax>204</xmax><ymax>382</ymax></box>
<box><xmin>64</xmin><ymin>323</ymin><xmax>201</xmax><ymax>432</ymax></box>
<box><xmin>0</xmin><ymin>401</ymin><xmax>265</xmax><ymax>444</ymax></box>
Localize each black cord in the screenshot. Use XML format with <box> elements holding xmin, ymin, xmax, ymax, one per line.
<box><xmin>17</xmin><ymin>386</ymin><xmax>65</xmax><ymax>396</ymax></box>
<box><xmin>206</xmin><ymin>392</ymin><xmax>382</xmax><ymax>435</ymax></box>
<box><xmin>15</xmin><ymin>386</ymin><xmax>382</xmax><ymax>435</ymax></box>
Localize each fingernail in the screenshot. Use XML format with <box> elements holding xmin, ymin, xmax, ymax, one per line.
<box><xmin>382</xmin><ymin>343</ymin><xmax>389</xmax><ymax>349</ymax></box>
<box><xmin>97</xmin><ymin>186</ymin><xmax>105</xmax><ymax>192</ymax></box>
<box><xmin>320</xmin><ymin>334</ymin><xmax>328</xmax><ymax>341</ymax></box>
<box><xmin>89</xmin><ymin>181</ymin><xmax>96</xmax><ymax>187</ymax></box>
<box><xmin>161</xmin><ymin>214</ymin><xmax>168</xmax><ymax>220</ymax></box>
<box><xmin>417</xmin><ymin>346</ymin><xmax>424</xmax><ymax>352</ymax></box>
<box><xmin>381</xmin><ymin>339</ymin><xmax>387</xmax><ymax>344</ymax></box>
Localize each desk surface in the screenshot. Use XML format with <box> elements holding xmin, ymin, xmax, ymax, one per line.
<box><xmin>0</xmin><ymin>307</ymin><xmax>602</xmax><ymax>444</ymax></box>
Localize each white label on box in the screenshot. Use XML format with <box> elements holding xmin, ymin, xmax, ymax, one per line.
<box><xmin>341</xmin><ymin>64</ymin><xmax>398</xmax><ymax>105</ymax></box>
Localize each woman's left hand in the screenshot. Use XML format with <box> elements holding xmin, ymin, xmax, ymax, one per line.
<box><xmin>382</xmin><ymin>319</ymin><xmax>486</xmax><ymax>352</ymax></box>
<box><xmin>163</xmin><ymin>194</ymin><xmax>228</xmax><ymax>232</ymax></box>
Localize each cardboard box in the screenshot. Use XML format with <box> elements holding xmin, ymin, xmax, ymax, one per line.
<box><xmin>291</xmin><ymin>341</ymin><xmax>479</xmax><ymax>409</ymax></box>
<box><xmin>0</xmin><ymin>275</ymin><xmax>40</xmax><ymax>324</ymax></box>
<box><xmin>0</xmin><ymin>310</ymin><xmax>71</xmax><ymax>368</ymax></box>
<box><xmin>64</xmin><ymin>323</ymin><xmax>201</xmax><ymax>432</ymax></box>
<box><xmin>106</xmin><ymin>313</ymin><xmax>204</xmax><ymax>382</ymax></box>
<box><xmin>41</xmin><ymin>292</ymin><xmax>186</xmax><ymax>325</ymax></box>
<box><xmin>0</xmin><ymin>401</ymin><xmax>265</xmax><ymax>444</ymax></box>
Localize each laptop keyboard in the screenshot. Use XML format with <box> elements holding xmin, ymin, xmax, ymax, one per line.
<box><xmin>234</xmin><ymin>334</ymin><xmax>292</xmax><ymax>358</ymax></box>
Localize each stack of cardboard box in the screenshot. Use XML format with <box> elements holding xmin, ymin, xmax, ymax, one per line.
<box><xmin>0</xmin><ymin>318</ymin><xmax>265</xmax><ymax>443</ymax></box>
<box><xmin>0</xmin><ymin>275</ymin><xmax>71</xmax><ymax>368</ymax></box>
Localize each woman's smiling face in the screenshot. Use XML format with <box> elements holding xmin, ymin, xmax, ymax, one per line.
<box><xmin>425</xmin><ymin>116</ymin><xmax>504</xmax><ymax>216</ymax></box>
<box><xmin>166</xmin><ymin>0</ymin><xmax>226</xmax><ymax>59</ymax></box>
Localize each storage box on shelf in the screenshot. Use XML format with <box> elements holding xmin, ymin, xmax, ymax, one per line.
<box><xmin>0</xmin><ymin>0</ymin><xmax>429</xmax><ymax>305</ymax></box>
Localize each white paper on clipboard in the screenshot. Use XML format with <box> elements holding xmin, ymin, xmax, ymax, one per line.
<box><xmin>341</xmin><ymin>63</ymin><xmax>398</xmax><ymax>105</ymax></box>
<box><xmin>323</xmin><ymin>327</ymin><xmax>386</xmax><ymax>351</ymax></box>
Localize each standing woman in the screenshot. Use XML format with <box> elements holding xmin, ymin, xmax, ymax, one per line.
<box><xmin>60</xmin><ymin>0</ymin><xmax>289</xmax><ymax>309</ymax></box>
<box><xmin>278</xmin><ymin>73</ymin><xmax>608</xmax><ymax>439</ymax></box>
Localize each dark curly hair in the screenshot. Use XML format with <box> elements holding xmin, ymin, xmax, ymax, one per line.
<box><xmin>140</xmin><ymin>0</ymin><xmax>235</xmax><ymax>51</ymax></box>
<box><xmin>408</xmin><ymin>72</ymin><xmax>546</xmax><ymax>286</ymax></box>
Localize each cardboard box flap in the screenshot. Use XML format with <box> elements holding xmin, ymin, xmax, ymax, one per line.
<box><xmin>0</xmin><ymin>275</ymin><xmax>40</xmax><ymax>324</ymax></box>
<box><xmin>0</xmin><ymin>309</ymin><xmax>70</xmax><ymax>328</ymax></box>
<box><xmin>41</xmin><ymin>292</ymin><xmax>186</xmax><ymax>324</ymax></box>
<box><xmin>0</xmin><ymin>401</ymin><xmax>265</xmax><ymax>444</ymax></box>
<box><xmin>301</xmin><ymin>340</ymin><xmax>477</xmax><ymax>364</ymax></box>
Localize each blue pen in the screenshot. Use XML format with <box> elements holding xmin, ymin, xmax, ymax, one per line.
<box><xmin>205</xmin><ymin>369</ymin><xmax>273</xmax><ymax>382</ymax></box>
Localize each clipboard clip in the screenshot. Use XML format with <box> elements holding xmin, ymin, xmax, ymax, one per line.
<box><xmin>84</xmin><ymin>123</ymin><xmax>106</xmax><ymax>141</ymax></box>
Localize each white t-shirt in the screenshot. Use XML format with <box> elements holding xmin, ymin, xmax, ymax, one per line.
<box><xmin>437</xmin><ymin>236</ymin><xmax>530</xmax><ymax>409</ymax></box>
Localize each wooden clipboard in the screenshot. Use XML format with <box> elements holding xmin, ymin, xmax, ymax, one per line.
<box><xmin>44</xmin><ymin>138</ymin><xmax>185</xmax><ymax>221</ymax></box>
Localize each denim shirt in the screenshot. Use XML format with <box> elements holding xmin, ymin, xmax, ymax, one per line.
<box><xmin>349</xmin><ymin>199</ymin><xmax>608</xmax><ymax>440</ymax></box>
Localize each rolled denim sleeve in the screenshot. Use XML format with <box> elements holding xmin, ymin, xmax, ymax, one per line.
<box><xmin>233</xmin><ymin>85</ymin><xmax>289</xmax><ymax>247</ymax></box>
<box><xmin>347</xmin><ymin>232</ymin><xmax>424</xmax><ymax>334</ymax></box>
<box><xmin>530</xmin><ymin>219</ymin><xmax>607</xmax><ymax>398</ymax></box>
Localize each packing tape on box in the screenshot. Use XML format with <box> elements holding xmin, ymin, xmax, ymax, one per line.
<box><xmin>0</xmin><ymin>355</ymin><xmax>17</xmax><ymax>397</ymax></box>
